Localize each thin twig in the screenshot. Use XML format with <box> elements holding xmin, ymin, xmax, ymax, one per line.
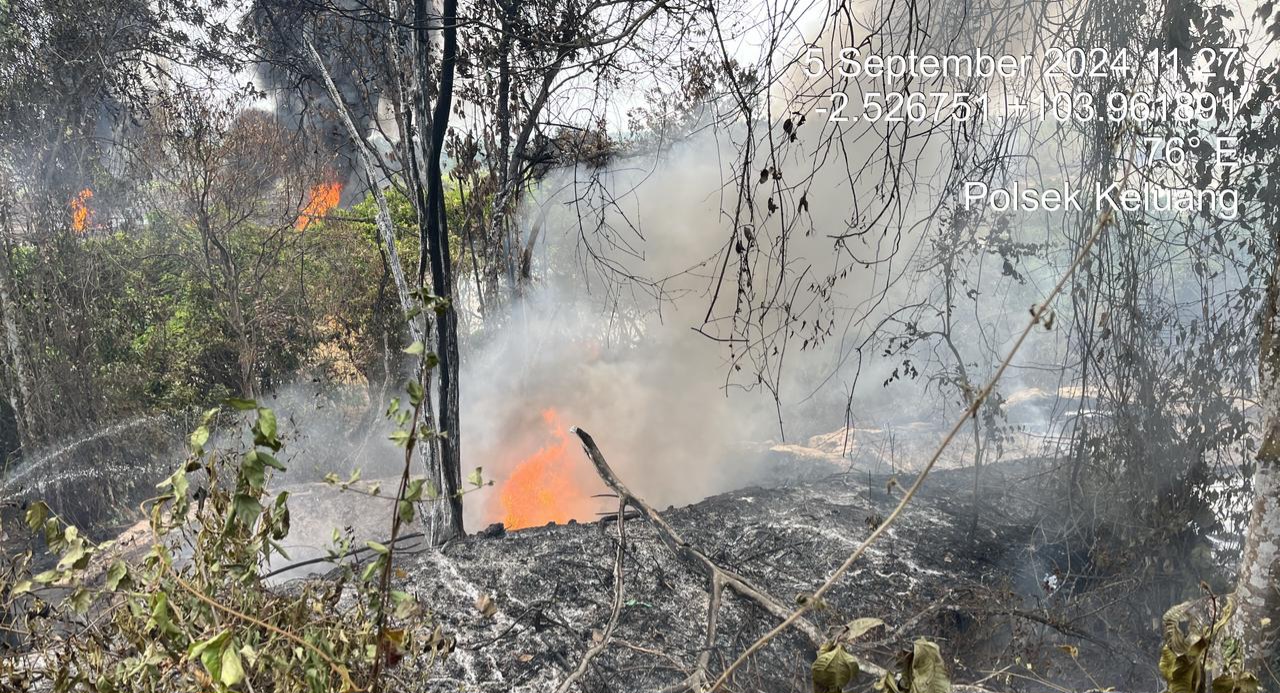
<box><xmin>258</xmin><ymin>532</ymin><xmax>426</xmax><ymax>581</ymax></box>
<box><xmin>369</xmin><ymin>363</ymin><xmax>430</xmax><ymax>693</ymax></box>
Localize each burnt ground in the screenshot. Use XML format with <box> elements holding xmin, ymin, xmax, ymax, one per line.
<box><xmin>374</xmin><ymin>456</ymin><xmax>1162</xmax><ymax>693</ymax></box>
<box><xmin>2</xmin><ymin>440</ymin><xmax>1166</xmax><ymax>691</ymax></box>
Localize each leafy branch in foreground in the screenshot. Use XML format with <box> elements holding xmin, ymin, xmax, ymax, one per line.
<box><xmin>1</xmin><ymin>384</ymin><xmax>456</xmax><ymax>692</ymax></box>
<box><xmin>1160</xmin><ymin>589</ymin><xmax>1259</xmax><ymax>693</ymax></box>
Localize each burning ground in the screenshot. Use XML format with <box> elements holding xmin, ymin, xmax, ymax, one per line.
<box><xmin>1</xmin><ymin>418</ymin><xmax>1169</xmax><ymax>692</ymax></box>
<box><xmin>335</xmin><ymin>441</ymin><xmax>1157</xmax><ymax>693</ymax></box>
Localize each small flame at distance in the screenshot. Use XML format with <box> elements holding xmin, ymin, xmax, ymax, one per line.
<box><xmin>500</xmin><ymin>409</ymin><xmax>597</xmax><ymax>529</ymax></box>
<box><xmin>296</xmin><ymin>182</ymin><xmax>342</xmax><ymax>230</ymax></box>
<box><xmin>70</xmin><ymin>188</ymin><xmax>93</xmax><ymax>233</ymax></box>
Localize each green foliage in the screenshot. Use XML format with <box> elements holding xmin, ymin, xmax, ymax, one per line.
<box><xmin>875</xmin><ymin>639</ymin><xmax>951</xmax><ymax>693</ymax></box>
<box><xmin>348</xmin><ymin>183</ymin><xmax>475</xmax><ymax>276</ymax></box>
<box><xmin>3</xmin><ymin>400</ymin><xmax>452</xmax><ymax>692</ymax></box>
<box><xmin>1160</xmin><ymin>598</ymin><xmax>1259</xmax><ymax>693</ymax></box>
<box><xmin>812</xmin><ymin>644</ymin><xmax>859</xmax><ymax>693</ymax></box>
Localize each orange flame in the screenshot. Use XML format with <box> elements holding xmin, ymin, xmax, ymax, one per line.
<box><xmin>70</xmin><ymin>188</ymin><xmax>93</xmax><ymax>233</ymax></box>
<box><xmin>296</xmin><ymin>182</ymin><xmax>342</xmax><ymax>230</ymax></box>
<box><xmin>500</xmin><ymin>409</ymin><xmax>596</xmax><ymax>529</ymax></box>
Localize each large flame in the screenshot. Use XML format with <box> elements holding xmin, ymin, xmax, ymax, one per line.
<box><xmin>296</xmin><ymin>182</ymin><xmax>342</xmax><ymax>230</ymax></box>
<box><xmin>501</xmin><ymin>409</ymin><xmax>595</xmax><ymax>529</ymax></box>
<box><xmin>70</xmin><ymin>188</ymin><xmax>93</xmax><ymax>233</ymax></box>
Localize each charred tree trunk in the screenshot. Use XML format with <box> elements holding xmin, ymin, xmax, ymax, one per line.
<box><xmin>1231</xmin><ymin>260</ymin><xmax>1280</xmax><ymax>675</ymax></box>
<box><xmin>417</xmin><ymin>0</ymin><xmax>464</xmax><ymax>541</ymax></box>
<box><xmin>494</xmin><ymin>0</ymin><xmax>516</xmax><ymax>303</ymax></box>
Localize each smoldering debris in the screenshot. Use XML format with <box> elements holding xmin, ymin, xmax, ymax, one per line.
<box><xmin>378</xmin><ymin>453</ymin><xmax>1150</xmax><ymax>693</ymax></box>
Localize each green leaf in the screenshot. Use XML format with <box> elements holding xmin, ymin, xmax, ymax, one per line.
<box><xmin>190</xmin><ymin>630</ymin><xmax>231</xmax><ymax>684</ymax></box>
<box><xmin>813</xmin><ymin>644</ymin><xmax>859</xmax><ymax>693</ymax></box>
<box><xmin>389</xmin><ymin>429</ymin><xmax>412</xmax><ymax>448</ymax></box>
<box><xmin>845</xmin><ymin>617</ymin><xmax>885</xmax><ymax>641</ymax></box>
<box><xmin>907</xmin><ymin>639</ymin><xmax>950</xmax><ymax>693</ymax></box>
<box><xmin>69</xmin><ymin>587</ymin><xmax>92</xmax><ymax>614</ymax></box>
<box><xmin>1161</xmin><ymin>641</ymin><xmax>1209</xmax><ymax>693</ymax></box>
<box><xmin>224</xmin><ymin>397</ymin><xmax>258</xmax><ymax>410</ymax></box>
<box><xmin>403</xmin><ymin>341</ymin><xmax>425</xmax><ymax>355</ymax></box>
<box><xmin>242</xmin><ymin>451</ymin><xmax>266</xmax><ymax>490</ymax></box>
<box><xmin>254</xmin><ymin>406</ymin><xmax>279</xmax><ymax>449</ymax></box>
<box><xmin>391</xmin><ymin>591</ymin><xmax>416</xmax><ymax>619</ymax></box>
<box><xmin>220</xmin><ymin>642</ymin><xmax>245</xmax><ymax>686</ymax></box>
<box><xmin>240</xmin><ymin>643</ymin><xmax>259</xmax><ymax>667</ymax></box>
<box><xmin>406</xmin><ymin>379</ymin><xmax>425</xmax><ymax>405</ymax></box>
<box><xmin>190</xmin><ymin>425</ymin><xmax>210</xmax><ymax>454</ymax></box>
<box><xmin>467</xmin><ymin>466</ymin><xmax>484</xmax><ymax>488</ymax></box>
<box><xmin>1161</xmin><ymin>602</ymin><xmax>1212</xmax><ymax>693</ymax></box>
<box><xmin>259</xmin><ymin>452</ymin><xmax>286</xmax><ymax>470</ymax></box>
<box><xmin>56</xmin><ymin>538</ymin><xmax>90</xmax><ymax>571</ymax></box>
<box><xmin>398</xmin><ymin>500</ymin><xmax>415</xmax><ymax>525</ymax></box>
<box><xmin>159</xmin><ymin>467</ymin><xmax>189</xmax><ymax>499</ymax></box>
<box><xmin>405</xmin><ymin>479</ymin><xmax>425</xmax><ymax>502</ymax></box>
<box><xmin>1214</xmin><ymin>673</ymin><xmax>1260</xmax><ymax>693</ymax></box>
<box><xmin>147</xmin><ymin>593</ymin><xmax>175</xmax><ymax>634</ymax></box>
<box><xmin>366</xmin><ymin>540</ymin><xmax>389</xmax><ymax>555</ymax></box>
<box><xmin>10</xmin><ymin>580</ymin><xmax>32</xmax><ymax>596</ymax></box>
<box><xmin>44</xmin><ymin>518</ymin><xmax>65</xmax><ymax>551</ymax></box>
<box><xmin>876</xmin><ymin>671</ymin><xmax>903</xmax><ymax>693</ymax></box>
<box><xmin>231</xmin><ymin>494</ymin><xmax>263</xmax><ymax>529</ymax></box>
<box><xmin>105</xmin><ymin>560</ymin><xmax>128</xmax><ymax>591</ymax></box>
<box><xmin>24</xmin><ymin>501</ymin><xmax>49</xmax><ymax>531</ymax></box>
<box><xmin>32</xmin><ymin>569</ymin><xmax>60</xmax><ymax>584</ymax></box>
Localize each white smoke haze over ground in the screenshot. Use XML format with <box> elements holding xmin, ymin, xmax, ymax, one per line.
<box><xmin>448</xmin><ymin>0</ymin><xmax>1179</xmax><ymax>524</ymax></box>
<box><xmin>455</xmin><ymin>105</ymin><xmax>974</xmax><ymax>526</ymax></box>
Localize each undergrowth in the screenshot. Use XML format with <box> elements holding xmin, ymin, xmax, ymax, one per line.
<box><xmin>0</xmin><ymin>328</ymin><xmax>467</xmax><ymax>693</ymax></box>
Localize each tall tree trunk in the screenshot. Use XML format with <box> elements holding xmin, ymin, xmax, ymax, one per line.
<box><xmin>417</xmin><ymin>0</ymin><xmax>464</xmax><ymax>541</ymax></box>
<box><xmin>0</xmin><ymin>209</ymin><xmax>34</xmax><ymax>449</ymax></box>
<box><xmin>1232</xmin><ymin>262</ymin><xmax>1280</xmax><ymax>675</ymax></box>
<box><xmin>495</xmin><ymin>0</ymin><xmax>517</xmax><ymax>298</ymax></box>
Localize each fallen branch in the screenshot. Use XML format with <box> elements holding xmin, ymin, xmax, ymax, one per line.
<box><xmin>555</xmin><ymin>499</ymin><xmax>628</xmax><ymax>693</ymax></box>
<box><xmin>572</xmin><ymin>428</ymin><xmax>887</xmax><ymax>691</ymax></box>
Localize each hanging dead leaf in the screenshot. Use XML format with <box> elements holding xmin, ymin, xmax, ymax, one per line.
<box><xmin>381</xmin><ymin>627</ymin><xmax>406</xmax><ymax>668</ymax></box>
<box><xmin>813</xmin><ymin>643</ymin><xmax>859</xmax><ymax>693</ymax></box>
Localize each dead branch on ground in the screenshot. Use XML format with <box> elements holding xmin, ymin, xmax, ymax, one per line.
<box><xmin>572</xmin><ymin>428</ymin><xmax>887</xmax><ymax>692</ymax></box>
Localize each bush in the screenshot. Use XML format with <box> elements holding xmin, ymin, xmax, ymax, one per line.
<box><xmin>1</xmin><ymin>382</ymin><xmax>451</xmax><ymax>693</ymax></box>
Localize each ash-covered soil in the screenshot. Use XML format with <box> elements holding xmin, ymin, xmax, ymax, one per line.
<box><xmin>384</xmin><ymin>459</ymin><xmax>1139</xmax><ymax>693</ymax></box>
